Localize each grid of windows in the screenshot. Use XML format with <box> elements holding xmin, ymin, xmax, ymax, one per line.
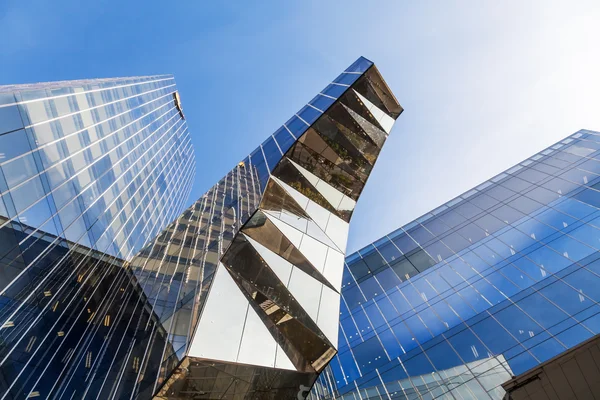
<box><xmin>139</xmin><ymin>55</ymin><xmax>404</xmax><ymax>400</ymax></box>
<box><xmin>0</xmin><ymin>75</ymin><xmax>194</xmax><ymax>260</ymax></box>
<box><xmin>311</xmin><ymin>129</ymin><xmax>600</xmax><ymax>399</ymax></box>
<box><xmin>0</xmin><ymin>76</ymin><xmax>195</xmax><ymax>398</ymax></box>
<box><xmin>0</xmin><ymin>57</ymin><xmax>394</xmax><ymax>399</ymax></box>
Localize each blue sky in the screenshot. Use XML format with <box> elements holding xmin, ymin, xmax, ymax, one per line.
<box><xmin>2</xmin><ymin>0</ymin><xmax>600</xmax><ymax>253</ymax></box>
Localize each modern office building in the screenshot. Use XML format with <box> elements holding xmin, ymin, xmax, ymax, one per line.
<box><xmin>0</xmin><ymin>75</ymin><xmax>196</xmax><ymax>399</ymax></box>
<box><xmin>310</xmin><ymin>129</ymin><xmax>600</xmax><ymax>400</ymax></box>
<box><xmin>0</xmin><ymin>56</ymin><xmax>402</xmax><ymax>399</ymax></box>
<box><xmin>151</xmin><ymin>57</ymin><xmax>401</xmax><ymax>399</ymax></box>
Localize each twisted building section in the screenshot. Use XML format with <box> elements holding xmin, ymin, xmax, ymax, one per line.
<box><xmin>154</xmin><ymin>57</ymin><xmax>402</xmax><ymax>399</ymax></box>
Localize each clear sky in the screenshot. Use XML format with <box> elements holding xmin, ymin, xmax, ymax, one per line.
<box><xmin>2</xmin><ymin>0</ymin><xmax>600</xmax><ymax>253</ymax></box>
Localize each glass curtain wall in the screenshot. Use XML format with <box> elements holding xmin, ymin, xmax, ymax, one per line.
<box><xmin>0</xmin><ymin>76</ymin><xmax>195</xmax><ymax>399</ymax></box>
<box><xmin>311</xmin><ymin>129</ymin><xmax>600</xmax><ymax>400</ymax></box>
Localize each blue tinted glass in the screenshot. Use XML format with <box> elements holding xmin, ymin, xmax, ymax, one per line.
<box><xmin>352</xmin><ymin>309</ymin><xmax>375</xmax><ymax>342</ymax></box>
<box><xmin>545</xmin><ymin>234</ymin><xmax>594</xmax><ymax>263</ymax></box>
<box><xmin>322</xmin><ymin>84</ymin><xmax>348</xmax><ymax>98</ymax></box>
<box><xmin>446</xmin><ymin>327</ymin><xmax>485</xmax><ymax>364</ymax></box>
<box><xmin>261</xmin><ymin>138</ymin><xmax>282</xmax><ymax>171</ymax></box>
<box><xmin>563</xmin><ymin>267</ymin><xmax>600</xmax><ymax>303</ymax></box>
<box><xmin>390</xmin><ymin>322</ymin><xmax>418</xmax><ymax>353</ymax></box>
<box><xmin>554</xmin><ymin>323</ymin><xmax>593</xmax><ymax>348</ymax></box>
<box><xmin>568</xmin><ymin>221</ymin><xmax>600</xmax><ymax>251</ymax></box>
<box><xmin>376</xmin><ymin>241</ymin><xmax>402</xmax><ymax>262</ymax></box>
<box><xmin>344</xmin><ymin>284</ymin><xmax>366</xmax><ymax>310</ymax></box>
<box><xmin>419</xmin><ymin>308</ymin><xmax>446</xmax><ymax>336</ymax></box>
<box><xmin>387</xmin><ymin>290</ymin><xmax>412</xmax><ymax>316</ymax></box>
<box><xmin>272</xmin><ymin>126</ymin><xmax>295</xmax><ymax>154</ymax></box>
<box><xmin>297</xmin><ymin>105</ymin><xmax>321</xmax><ymax>125</ymax></box>
<box><xmin>405</xmin><ymin>314</ymin><xmax>432</xmax><ymax>342</ymax></box>
<box><xmin>518</xmin><ymin>292</ymin><xmax>568</xmax><ymax>330</ymax></box>
<box><xmin>0</xmin><ymin>105</ymin><xmax>24</xmax><ymax>135</ymax></box>
<box><xmin>556</xmin><ymin>196</ymin><xmax>597</xmax><ymax>218</ymax></box>
<box><xmin>378</xmin><ymin>329</ymin><xmax>402</xmax><ymax>359</ymax></box>
<box><xmin>423</xmin><ymin>271</ymin><xmax>451</xmax><ymax>294</ymax></box>
<box><xmin>402</xmin><ymin>350</ymin><xmax>435</xmax><ymax>376</ymax></box>
<box><xmin>472</xmin><ymin>316</ymin><xmax>518</xmax><ymax>354</ymax></box>
<box><xmin>333</xmin><ymin>73</ymin><xmax>360</xmax><ymax>86</ymax></box>
<box><xmin>360</xmin><ymin>247</ymin><xmax>386</xmax><ymax>271</ymax></box>
<box><xmin>431</xmin><ymin>300</ymin><xmax>462</xmax><ymax>329</ymax></box>
<box><xmin>459</xmin><ymin>286</ymin><xmax>490</xmax><ymax>313</ymax></box>
<box><xmin>345</xmin><ymin>57</ymin><xmax>372</xmax><ymax>73</ymax></box>
<box><xmin>507</xmin><ymin>350</ymin><xmax>538</xmax><ymax>375</ymax></box>
<box><xmin>527</xmin><ymin>245</ymin><xmax>571</xmax><ymax>274</ymax></box>
<box><xmin>528</xmin><ymin>337</ymin><xmax>566</xmax><ymax>364</ymax></box>
<box><xmin>309</xmin><ymin>94</ymin><xmax>336</xmax><ymax>111</ymax></box>
<box><xmin>0</xmin><ymin>129</ymin><xmax>32</xmax><ymax>162</ymax></box>
<box><xmin>358</xmin><ymin>276</ymin><xmax>383</xmax><ymax>300</ymax></box>
<box><xmin>249</xmin><ymin>149</ymin><xmax>269</xmax><ymax>189</ymax></box>
<box><xmin>285</xmin><ymin>115</ymin><xmax>309</xmax><ymax>138</ymax></box>
<box><xmin>352</xmin><ymin>336</ymin><xmax>388</xmax><ymax>373</ymax></box>
<box><xmin>376</xmin><ymin>295</ymin><xmax>400</xmax><ymax>322</ymax></box>
<box><xmin>391</xmin><ymin>233</ymin><xmax>418</xmax><ymax>254</ymax></box>
<box><xmin>337</xmin><ymin>350</ymin><xmax>361</xmax><ymax>382</ymax></box>
<box><xmin>441</xmin><ymin>232</ymin><xmax>471</xmax><ymax>253</ymax></box>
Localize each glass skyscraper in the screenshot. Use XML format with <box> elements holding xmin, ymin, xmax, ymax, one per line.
<box><xmin>0</xmin><ymin>57</ymin><xmax>402</xmax><ymax>399</ymax></box>
<box><xmin>0</xmin><ymin>75</ymin><xmax>195</xmax><ymax>398</ymax></box>
<box><xmin>151</xmin><ymin>57</ymin><xmax>401</xmax><ymax>399</ymax></box>
<box><xmin>310</xmin><ymin>129</ymin><xmax>600</xmax><ymax>400</ymax></box>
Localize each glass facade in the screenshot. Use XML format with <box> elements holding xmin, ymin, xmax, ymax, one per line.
<box><xmin>153</xmin><ymin>57</ymin><xmax>402</xmax><ymax>399</ymax></box>
<box><xmin>310</xmin><ymin>129</ymin><xmax>600</xmax><ymax>400</ymax></box>
<box><xmin>0</xmin><ymin>76</ymin><xmax>195</xmax><ymax>398</ymax></box>
<box><xmin>0</xmin><ymin>57</ymin><xmax>402</xmax><ymax>399</ymax></box>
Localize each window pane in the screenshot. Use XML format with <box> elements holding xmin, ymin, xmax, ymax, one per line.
<box><xmin>0</xmin><ymin>105</ymin><xmax>24</xmax><ymax>135</ymax></box>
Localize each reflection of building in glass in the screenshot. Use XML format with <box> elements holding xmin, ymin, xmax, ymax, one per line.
<box><xmin>0</xmin><ymin>57</ymin><xmax>402</xmax><ymax>399</ymax></box>
<box><xmin>153</xmin><ymin>56</ymin><xmax>402</xmax><ymax>399</ymax></box>
<box><xmin>310</xmin><ymin>130</ymin><xmax>600</xmax><ymax>400</ymax></box>
<box><xmin>0</xmin><ymin>75</ymin><xmax>195</xmax><ymax>398</ymax></box>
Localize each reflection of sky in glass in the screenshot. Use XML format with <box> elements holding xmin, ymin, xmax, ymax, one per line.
<box><xmin>0</xmin><ymin>76</ymin><xmax>195</xmax><ymax>260</ymax></box>
<box><xmin>312</xmin><ymin>130</ymin><xmax>600</xmax><ymax>400</ymax></box>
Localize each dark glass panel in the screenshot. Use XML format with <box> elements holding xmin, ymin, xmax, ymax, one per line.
<box><xmin>286</xmin><ymin>138</ymin><xmax>363</xmax><ymax>202</ymax></box>
<box><xmin>406</xmin><ymin>250</ymin><xmax>436</xmax><ymax>273</ymax></box>
<box><xmin>389</xmin><ymin>257</ymin><xmax>418</xmax><ymax>280</ymax></box>
<box><xmin>376</xmin><ymin>241</ymin><xmax>402</xmax><ymax>262</ymax></box>
<box><xmin>360</xmin><ymin>248</ymin><xmax>387</xmax><ymax>273</ymax></box>
<box><xmin>347</xmin><ymin>258</ymin><xmax>370</xmax><ymax>281</ymax></box>
<box><xmin>271</xmin><ymin>157</ymin><xmax>338</xmax><ymax>215</ymax></box>
<box><xmin>0</xmin><ymin>105</ymin><xmax>24</xmax><ymax>135</ymax></box>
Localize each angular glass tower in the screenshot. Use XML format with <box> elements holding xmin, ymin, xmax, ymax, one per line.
<box><xmin>0</xmin><ymin>57</ymin><xmax>402</xmax><ymax>399</ymax></box>
<box><xmin>311</xmin><ymin>129</ymin><xmax>600</xmax><ymax>400</ymax></box>
<box><xmin>0</xmin><ymin>76</ymin><xmax>195</xmax><ymax>398</ymax></box>
<box><xmin>150</xmin><ymin>57</ymin><xmax>402</xmax><ymax>399</ymax></box>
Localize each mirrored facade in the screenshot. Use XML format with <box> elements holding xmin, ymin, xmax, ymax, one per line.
<box><xmin>0</xmin><ymin>76</ymin><xmax>195</xmax><ymax>398</ymax></box>
<box><xmin>0</xmin><ymin>57</ymin><xmax>402</xmax><ymax>399</ymax></box>
<box><xmin>310</xmin><ymin>129</ymin><xmax>600</xmax><ymax>400</ymax></box>
<box><xmin>153</xmin><ymin>57</ymin><xmax>402</xmax><ymax>399</ymax></box>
